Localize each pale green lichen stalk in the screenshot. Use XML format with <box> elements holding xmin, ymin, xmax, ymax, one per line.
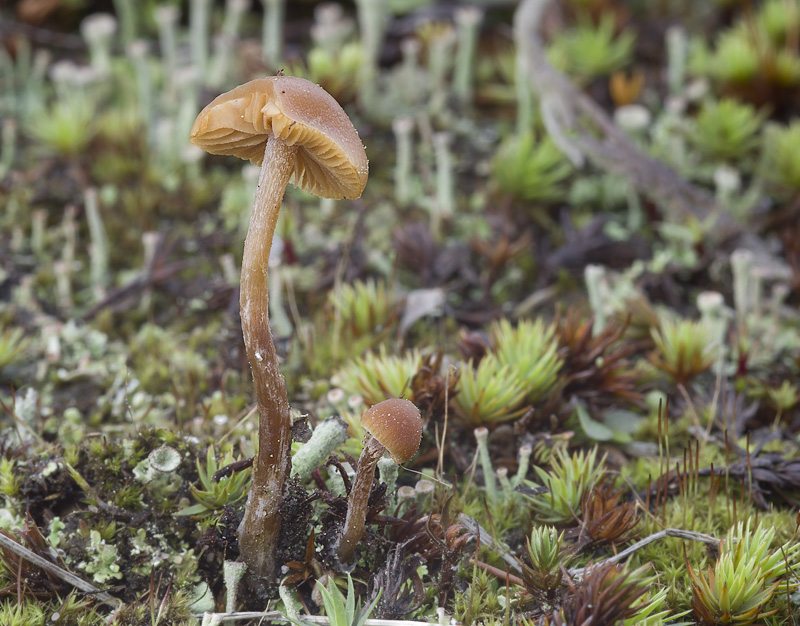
<box><xmin>291</xmin><ymin>417</ymin><xmax>349</xmax><ymax>481</ymax></box>
<box><xmin>454</xmin><ymin>355</ymin><xmax>528</xmax><ymax>426</ymax></box>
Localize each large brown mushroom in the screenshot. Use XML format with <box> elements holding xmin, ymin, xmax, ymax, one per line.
<box><xmin>190</xmin><ymin>75</ymin><xmax>368</xmax><ymax>589</ymax></box>
<box><xmin>337</xmin><ymin>398</ymin><xmax>422</xmax><ymax>563</ymax></box>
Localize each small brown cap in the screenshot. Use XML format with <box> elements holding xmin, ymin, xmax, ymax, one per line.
<box><xmin>190</xmin><ymin>75</ymin><xmax>368</xmax><ymax>200</ymax></box>
<box><xmin>361</xmin><ymin>399</ymin><xmax>422</xmax><ymax>464</ymax></box>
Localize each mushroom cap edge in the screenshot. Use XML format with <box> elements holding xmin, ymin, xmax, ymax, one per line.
<box><xmin>190</xmin><ymin>75</ymin><xmax>368</xmax><ymax>200</ymax></box>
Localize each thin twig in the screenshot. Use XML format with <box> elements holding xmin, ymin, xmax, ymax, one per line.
<box><xmin>457</xmin><ymin>513</ymin><xmax>523</xmax><ymax>574</ymax></box>
<box><xmin>0</xmin><ymin>532</ymin><xmax>120</xmax><ymax>604</ymax></box>
<box><xmin>568</xmin><ymin>528</ymin><xmax>719</xmax><ymax>579</ymax></box>
<box><xmin>469</xmin><ymin>558</ymin><xmax>526</xmax><ymax>587</ymax></box>
<box><xmin>515</xmin><ymin>0</ymin><xmax>741</xmax><ymax>244</ymax></box>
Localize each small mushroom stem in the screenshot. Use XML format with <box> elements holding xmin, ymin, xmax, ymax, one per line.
<box><xmin>337</xmin><ymin>435</ymin><xmax>386</xmax><ymax>563</ymax></box>
<box><xmin>237</xmin><ymin>134</ymin><xmax>299</xmax><ymax>588</ymax></box>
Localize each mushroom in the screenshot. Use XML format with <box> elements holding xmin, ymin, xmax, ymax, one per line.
<box><xmin>337</xmin><ymin>398</ymin><xmax>422</xmax><ymax>563</ymax></box>
<box><xmin>190</xmin><ymin>74</ymin><xmax>368</xmax><ymax>587</ymax></box>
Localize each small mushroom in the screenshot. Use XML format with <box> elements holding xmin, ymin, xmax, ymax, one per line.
<box><xmin>337</xmin><ymin>398</ymin><xmax>422</xmax><ymax>563</ymax></box>
<box><xmin>190</xmin><ymin>74</ymin><xmax>368</xmax><ymax>587</ymax></box>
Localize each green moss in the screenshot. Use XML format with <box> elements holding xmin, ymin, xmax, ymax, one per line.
<box><xmin>491</xmin><ymin>133</ymin><xmax>573</xmax><ymax>203</ymax></box>
<box><xmin>453</xmin><ymin>355</ymin><xmax>529</xmax><ymax>426</ymax></box>
<box><xmin>111</xmin><ymin>589</ymin><xmax>197</xmax><ymax>626</ymax></box>
<box><xmin>0</xmin><ymin>326</ymin><xmax>28</xmax><ymax>372</ymax></box>
<box><xmin>112</xmin><ymin>483</ymin><xmax>145</xmax><ymax>511</ymax></box>
<box><xmin>690</xmin><ymin>98</ymin><xmax>764</xmax><ymax>161</ymax></box>
<box><xmin>0</xmin><ymin>458</ymin><xmax>20</xmax><ymax>498</ymax></box>
<box><xmin>333</xmin><ymin>347</ymin><xmax>423</xmax><ymax>406</ymax></box>
<box><xmin>548</xmin><ymin>15</ymin><xmax>635</xmax><ymax>81</ymax></box>
<box><xmin>0</xmin><ymin>599</ymin><xmax>46</xmax><ymax>626</ymax></box>
<box><xmin>491</xmin><ymin>318</ymin><xmax>563</xmax><ymax>404</ymax></box>
<box><xmin>129</xmin><ymin>323</ymin><xmax>210</xmax><ymax>396</ymax></box>
<box><xmin>762</xmin><ymin>121</ymin><xmax>800</xmax><ymax>196</ymax></box>
<box><xmin>26</xmin><ymin>96</ymin><xmax>96</xmax><ymax>157</ymax></box>
<box><xmin>453</xmin><ymin>567</ymin><xmax>507</xmax><ymax>626</ymax></box>
<box><xmin>522</xmin><ymin>447</ymin><xmax>605</xmax><ymax>525</ymax></box>
<box><xmin>460</xmin><ymin>484</ymin><xmax>528</xmax><ymax>540</ymax></box>
<box><xmin>328</xmin><ymin>278</ymin><xmax>396</xmax><ymax>338</ymax></box>
<box><xmin>175</xmin><ymin>446</ymin><xmax>250</xmax><ymax>519</ymax></box>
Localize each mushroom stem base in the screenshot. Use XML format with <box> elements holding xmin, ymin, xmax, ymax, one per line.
<box><xmin>237</xmin><ymin>135</ymin><xmax>298</xmax><ymax>590</ymax></box>
<box><xmin>337</xmin><ymin>435</ymin><xmax>386</xmax><ymax>563</ymax></box>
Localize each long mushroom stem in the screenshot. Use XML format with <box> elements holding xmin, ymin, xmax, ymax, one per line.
<box><xmin>237</xmin><ymin>135</ymin><xmax>299</xmax><ymax>589</ymax></box>
<box><xmin>337</xmin><ymin>435</ymin><xmax>386</xmax><ymax>563</ymax></box>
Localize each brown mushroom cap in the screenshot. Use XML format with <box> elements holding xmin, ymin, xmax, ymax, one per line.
<box><xmin>361</xmin><ymin>399</ymin><xmax>423</xmax><ymax>464</ymax></box>
<box><xmin>190</xmin><ymin>75</ymin><xmax>368</xmax><ymax>200</ymax></box>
